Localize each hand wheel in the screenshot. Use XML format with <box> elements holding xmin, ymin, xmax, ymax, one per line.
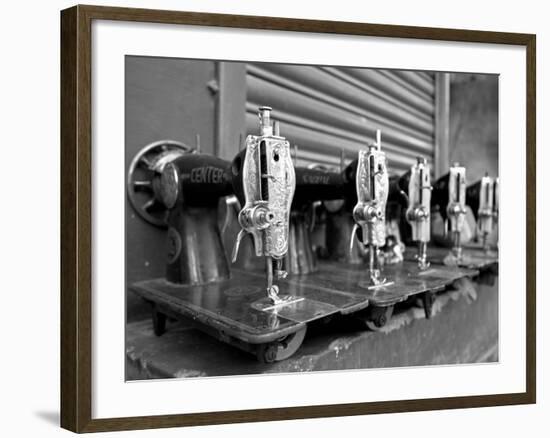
<box><xmin>127</xmin><ymin>140</ymin><xmax>192</xmax><ymax>227</ymax></box>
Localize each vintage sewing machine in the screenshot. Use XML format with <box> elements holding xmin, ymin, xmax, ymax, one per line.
<box><xmin>403</xmin><ymin>157</ymin><xmax>432</xmax><ymax>270</ymax></box>
<box><xmin>425</xmin><ymin>163</ymin><xmax>498</xmax><ymax>272</ymax></box>
<box><xmin>466</xmin><ymin>174</ymin><xmax>499</xmax><ymax>253</ymax></box>
<box><xmin>386</xmin><ymin>157</ymin><xmax>436</xmax><ymax>268</ymax></box>
<box><xmin>128</xmin><ymin>107</ymin><xmax>374</xmax><ymax>362</ymax></box>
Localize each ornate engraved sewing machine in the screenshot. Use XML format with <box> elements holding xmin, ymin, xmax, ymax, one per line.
<box><xmin>466</xmin><ymin>174</ymin><xmax>499</xmax><ymax>253</ymax></box>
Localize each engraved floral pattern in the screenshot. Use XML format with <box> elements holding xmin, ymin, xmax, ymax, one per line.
<box><xmin>238</xmin><ymin>136</ymin><xmax>295</xmax><ymax>259</ymax></box>
<box><xmin>354</xmin><ymin>149</ymin><xmax>389</xmax><ymax>247</ymax></box>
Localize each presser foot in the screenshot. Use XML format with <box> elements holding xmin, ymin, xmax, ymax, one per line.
<box><xmin>358</xmin><ymin>269</ymin><xmax>395</xmax><ymax>290</ymax></box>
<box><xmin>417</xmin><ymin>257</ymin><xmax>431</xmax><ymax>271</ymax></box>
<box><xmin>252</xmin><ymin>285</ymin><xmax>305</xmax><ymax>312</ymax></box>
<box><xmin>443</xmin><ymin>248</ymin><xmax>466</xmax><ymax>266</ymax></box>
<box><xmin>274</xmin><ymin>269</ymin><xmax>288</xmax><ymax>279</ymax></box>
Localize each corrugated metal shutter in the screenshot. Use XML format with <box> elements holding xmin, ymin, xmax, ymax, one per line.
<box><xmin>245</xmin><ymin>63</ymin><xmax>435</xmax><ymax>175</ymax></box>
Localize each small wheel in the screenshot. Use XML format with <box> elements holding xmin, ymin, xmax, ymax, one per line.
<box><xmin>152</xmin><ymin>309</ymin><xmax>167</xmax><ymax>336</ymax></box>
<box><xmin>256</xmin><ymin>344</ymin><xmax>278</xmax><ymax>363</ymax></box>
<box><xmin>256</xmin><ymin>326</ymin><xmax>307</xmax><ymax>363</ymax></box>
<box><xmin>365</xmin><ymin>305</ymin><xmax>394</xmax><ymax>331</ymax></box>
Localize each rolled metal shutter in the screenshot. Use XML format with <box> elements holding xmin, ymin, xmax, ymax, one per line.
<box><xmin>245</xmin><ymin>63</ymin><xmax>435</xmax><ymax>175</ymax></box>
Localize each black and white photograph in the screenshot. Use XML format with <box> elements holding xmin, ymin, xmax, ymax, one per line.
<box><xmin>125</xmin><ymin>57</ymin><xmax>499</xmax><ymax>379</ymax></box>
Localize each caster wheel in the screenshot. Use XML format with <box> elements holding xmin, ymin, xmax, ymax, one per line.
<box><xmin>256</xmin><ymin>326</ymin><xmax>307</xmax><ymax>363</ymax></box>
<box><xmin>152</xmin><ymin>309</ymin><xmax>167</xmax><ymax>336</ymax></box>
<box><xmin>257</xmin><ymin>344</ymin><xmax>278</xmax><ymax>364</ymax></box>
<box><xmin>364</xmin><ymin>306</ymin><xmax>394</xmax><ymax>331</ymax></box>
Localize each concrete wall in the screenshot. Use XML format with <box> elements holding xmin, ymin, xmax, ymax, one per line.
<box><xmin>449</xmin><ymin>74</ymin><xmax>499</xmax><ymax>182</ymax></box>
<box><xmin>125</xmin><ymin>56</ymin><xmax>217</xmax><ymax>321</ymax></box>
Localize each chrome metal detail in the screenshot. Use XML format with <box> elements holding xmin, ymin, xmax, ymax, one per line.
<box><xmin>446</xmin><ymin>163</ymin><xmax>467</xmax><ymax>263</ymax></box>
<box><xmin>232</xmin><ymin>107</ymin><xmax>296</xmax><ymax>305</ymax></box>
<box><xmin>477</xmin><ymin>173</ymin><xmax>495</xmax><ymax>251</ymax></box>
<box><xmin>350</xmin><ymin>130</ymin><xmax>390</xmax><ymax>286</ymax></box>
<box><xmin>406</xmin><ymin>157</ymin><xmax>432</xmax><ymax>270</ymax></box>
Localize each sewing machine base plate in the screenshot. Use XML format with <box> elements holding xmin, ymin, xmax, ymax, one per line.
<box><xmin>289</xmin><ymin>261</ymin><xmax>478</xmax><ymax>308</ymax></box>
<box><xmin>130</xmin><ymin>269</ymin><xmax>370</xmax><ymax>359</ymax></box>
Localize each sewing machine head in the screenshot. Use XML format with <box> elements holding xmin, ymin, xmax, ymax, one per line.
<box><xmin>476</xmin><ymin>174</ymin><xmax>495</xmax><ymax>247</ymax></box>
<box><xmin>442</xmin><ymin>162</ymin><xmax>467</xmax><ymax>261</ymax></box>
<box><xmin>405</xmin><ymin>157</ymin><xmax>432</xmax><ymax>269</ymax></box>
<box><xmin>351</xmin><ymin>130</ymin><xmax>389</xmax><ymax>247</ymax></box>
<box><xmin>466</xmin><ymin>173</ymin><xmax>497</xmax><ymax>251</ymax></box>
<box><xmin>350</xmin><ymin>130</ymin><xmax>391</xmax><ymax>287</ymax></box>
<box><xmin>493</xmin><ymin>177</ymin><xmax>499</xmax><ymax>223</ymax></box>
<box><xmin>231</xmin><ymin>106</ymin><xmax>296</xmax><ymax>305</ymax></box>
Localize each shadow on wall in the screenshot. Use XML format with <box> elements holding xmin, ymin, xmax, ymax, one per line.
<box><xmin>449</xmin><ymin>74</ymin><xmax>499</xmax><ymax>182</ymax></box>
